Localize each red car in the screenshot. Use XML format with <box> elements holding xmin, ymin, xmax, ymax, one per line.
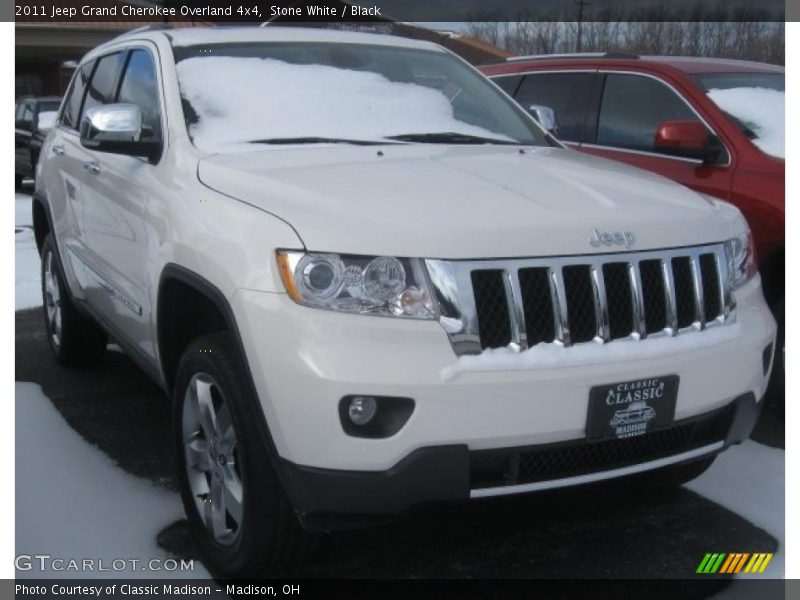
<box><xmin>482</xmin><ymin>53</ymin><xmax>784</xmax><ymax>407</ymax></box>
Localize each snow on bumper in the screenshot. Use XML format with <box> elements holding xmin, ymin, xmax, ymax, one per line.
<box><xmin>232</xmin><ymin>277</ymin><xmax>775</xmax><ymax>472</ymax></box>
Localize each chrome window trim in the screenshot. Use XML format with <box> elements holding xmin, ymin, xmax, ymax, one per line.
<box><xmin>595</xmin><ymin>69</ymin><xmax>732</xmax><ymax>168</ymax></box>
<box><xmin>489</xmin><ymin>68</ymin><xmax>597</xmax><ymax>79</ymax></box>
<box><xmin>58</xmin><ymin>42</ymin><xmax>168</xmax><ymax>152</ymax></box>
<box><xmin>426</xmin><ymin>243</ymin><xmax>733</xmax><ymax>357</ymax></box>
<box><xmin>470</xmin><ymin>441</ymin><xmax>724</xmax><ymax>498</ymax></box>
<box><xmin>580</xmin><ymin>142</ymin><xmax>707</xmax><ymax>164</ymax></box>
<box><xmin>489</xmin><ymin>68</ymin><xmax>732</xmax><ymax>167</ymax></box>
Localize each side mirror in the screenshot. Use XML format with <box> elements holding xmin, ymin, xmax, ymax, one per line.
<box><xmin>80</xmin><ymin>103</ymin><xmax>160</xmax><ymax>161</ymax></box>
<box><xmin>654</xmin><ymin>120</ymin><xmax>720</xmax><ymax>163</ymax></box>
<box><xmin>527</xmin><ymin>104</ymin><xmax>559</xmax><ymax>136</ymax></box>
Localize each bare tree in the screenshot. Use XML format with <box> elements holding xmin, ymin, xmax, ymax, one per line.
<box><xmin>465</xmin><ymin>5</ymin><xmax>784</xmax><ymax>65</ymax></box>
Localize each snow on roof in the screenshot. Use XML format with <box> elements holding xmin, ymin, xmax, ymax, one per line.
<box><xmin>707</xmin><ymin>87</ymin><xmax>784</xmax><ymax>159</ymax></box>
<box><xmin>642</xmin><ymin>56</ymin><xmax>784</xmax><ymax>74</ymax></box>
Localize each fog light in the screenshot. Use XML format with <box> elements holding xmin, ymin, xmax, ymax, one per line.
<box><xmin>348</xmin><ymin>396</ymin><xmax>377</xmax><ymax>426</ymax></box>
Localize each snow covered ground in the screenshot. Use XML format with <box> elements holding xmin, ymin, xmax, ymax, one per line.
<box><xmin>689</xmin><ymin>441</ymin><xmax>785</xmax><ymax>578</ymax></box>
<box><xmin>14</xmin><ymin>193</ymin><xmax>209</xmax><ymax>579</ymax></box>
<box><xmin>16</xmin><ymin>192</ymin><xmax>41</xmax><ymax>310</ymax></box>
<box><xmin>15</xmin><ymin>383</ymin><xmax>210</xmax><ymax>579</ymax></box>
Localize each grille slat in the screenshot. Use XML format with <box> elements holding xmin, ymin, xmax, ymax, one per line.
<box><xmin>465</xmin><ymin>246</ymin><xmax>729</xmax><ymax>353</ymax></box>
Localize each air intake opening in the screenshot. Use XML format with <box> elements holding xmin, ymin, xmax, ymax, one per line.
<box><xmin>700</xmin><ymin>253</ymin><xmax>722</xmax><ymax>322</ymax></box>
<box><xmin>563</xmin><ymin>265</ymin><xmax>597</xmax><ymax>343</ymax></box>
<box><xmin>519</xmin><ymin>267</ymin><xmax>556</xmax><ymax>345</ymax></box>
<box><xmin>471</xmin><ymin>270</ymin><xmax>512</xmax><ymax>349</ymax></box>
<box><xmin>603</xmin><ymin>262</ymin><xmax>634</xmax><ymax>339</ymax></box>
<box><xmin>671</xmin><ymin>257</ymin><xmax>696</xmax><ymax>328</ymax></box>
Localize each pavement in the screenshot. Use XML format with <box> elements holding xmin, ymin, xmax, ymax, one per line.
<box><xmin>15</xmin><ymin>306</ymin><xmax>783</xmax><ymax>582</ymax></box>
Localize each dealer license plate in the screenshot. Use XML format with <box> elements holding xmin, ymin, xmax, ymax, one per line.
<box><xmin>586</xmin><ymin>375</ymin><xmax>679</xmax><ymax>440</ymax></box>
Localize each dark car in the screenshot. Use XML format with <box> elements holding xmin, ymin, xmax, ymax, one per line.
<box><xmin>15</xmin><ymin>96</ymin><xmax>62</xmax><ymax>188</ymax></box>
<box><xmin>482</xmin><ymin>54</ymin><xmax>784</xmax><ymax>410</ymax></box>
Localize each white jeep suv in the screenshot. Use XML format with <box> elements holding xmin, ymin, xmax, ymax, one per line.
<box><xmin>33</xmin><ymin>26</ymin><xmax>776</xmax><ymax>577</ymax></box>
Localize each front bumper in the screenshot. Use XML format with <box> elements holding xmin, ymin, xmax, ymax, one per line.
<box><xmin>231</xmin><ymin>276</ymin><xmax>774</xmax><ymax>515</ymax></box>
<box><xmin>280</xmin><ymin>392</ymin><xmax>759</xmax><ymax>517</ymax></box>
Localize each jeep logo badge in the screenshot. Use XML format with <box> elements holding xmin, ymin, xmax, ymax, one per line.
<box><xmin>589</xmin><ymin>228</ymin><xmax>635</xmax><ymax>249</ymax></box>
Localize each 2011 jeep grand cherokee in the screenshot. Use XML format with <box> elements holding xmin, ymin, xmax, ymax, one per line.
<box><xmin>33</xmin><ymin>27</ymin><xmax>776</xmax><ymax>577</ymax></box>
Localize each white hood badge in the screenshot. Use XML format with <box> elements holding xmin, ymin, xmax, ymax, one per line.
<box><xmin>589</xmin><ymin>228</ymin><xmax>635</xmax><ymax>249</ymax></box>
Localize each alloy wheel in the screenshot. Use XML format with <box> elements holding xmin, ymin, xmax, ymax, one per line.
<box><xmin>43</xmin><ymin>250</ymin><xmax>62</xmax><ymax>348</ymax></box>
<box><xmin>182</xmin><ymin>372</ymin><xmax>244</xmax><ymax>545</ymax></box>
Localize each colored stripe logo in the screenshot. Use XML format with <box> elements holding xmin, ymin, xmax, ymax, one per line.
<box><xmin>697</xmin><ymin>552</ymin><xmax>773</xmax><ymax>574</ymax></box>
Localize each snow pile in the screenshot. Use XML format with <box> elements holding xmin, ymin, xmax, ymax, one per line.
<box><xmin>16</xmin><ymin>193</ymin><xmax>41</xmax><ymax>310</ymax></box>
<box><xmin>15</xmin><ymin>383</ymin><xmax>209</xmax><ymax>578</ymax></box>
<box><xmin>176</xmin><ymin>56</ymin><xmax>508</xmax><ymax>152</ymax></box>
<box><xmin>689</xmin><ymin>440</ymin><xmax>785</xmax><ymax>578</ymax></box>
<box><xmin>442</xmin><ymin>324</ymin><xmax>741</xmax><ymax>380</ymax></box>
<box><xmin>707</xmin><ymin>88</ymin><xmax>784</xmax><ymax>159</ymax></box>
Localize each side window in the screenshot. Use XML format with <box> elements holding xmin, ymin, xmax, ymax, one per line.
<box><xmin>597</xmin><ymin>73</ymin><xmax>699</xmax><ymax>153</ymax></box>
<box><xmin>19</xmin><ymin>102</ymin><xmax>34</xmax><ymax>130</ymax></box>
<box><xmin>81</xmin><ymin>52</ymin><xmax>125</xmax><ymax>120</ymax></box>
<box><xmin>61</xmin><ymin>62</ymin><xmax>93</xmax><ymax>129</ymax></box>
<box><xmin>492</xmin><ymin>75</ymin><xmax>521</xmax><ymax>96</ymax></box>
<box><xmin>116</xmin><ymin>49</ymin><xmax>162</xmax><ymax>141</ymax></box>
<box><xmin>514</xmin><ymin>72</ymin><xmax>595</xmax><ymax>143</ymax></box>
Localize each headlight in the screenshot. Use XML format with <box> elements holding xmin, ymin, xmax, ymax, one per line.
<box><xmin>277</xmin><ymin>251</ymin><xmax>437</xmax><ymax>319</ymax></box>
<box><xmin>725</xmin><ymin>230</ymin><xmax>757</xmax><ymax>290</ymax></box>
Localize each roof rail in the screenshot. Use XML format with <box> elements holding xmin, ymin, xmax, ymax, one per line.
<box><xmin>122</xmin><ymin>23</ymin><xmax>181</xmax><ymax>35</ymax></box>
<box><xmin>113</xmin><ymin>23</ymin><xmax>210</xmax><ymax>39</ymax></box>
<box><xmin>506</xmin><ymin>51</ymin><xmax>639</xmax><ymax>62</ymax></box>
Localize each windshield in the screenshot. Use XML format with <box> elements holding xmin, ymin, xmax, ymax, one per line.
<box><xmin>173</xmin><ymin>42</ymin><xmax>547</xmax><ymax>152</ymax></box>
<box><xmin>695</xmin><ymin>72</ymin><xmax>784</xmax><ymax>159</ymax></box>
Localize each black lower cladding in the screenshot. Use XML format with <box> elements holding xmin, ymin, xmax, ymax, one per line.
<box><xmin>279</xmin><ymin>394</ymin><xmax>757</xmax><ymax>520</ymax></box>
<box><xmin>471</xmin><ymin>402</ymin><xmax>736</xmax><ymax>489</ymax></box>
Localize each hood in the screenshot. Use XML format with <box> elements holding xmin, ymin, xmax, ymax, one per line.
<box><xmin>198</xmin><ymin>145</ymin><xmax>745</xmax><ymax>259</ymax></box>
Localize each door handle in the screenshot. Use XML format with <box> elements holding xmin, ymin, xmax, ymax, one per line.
<box><xmin>52</xmin><ymin>144</ymin><xmax>65</xmax><ymax>156</ymax></box>
<box><xmin>83</xmin><ymin>161</ymin><xmax>100</xmax><ymax>175</ymax></box>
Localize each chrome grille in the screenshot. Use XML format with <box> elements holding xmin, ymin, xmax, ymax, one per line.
<box><xmin>426</xmin><ymin>244</ymin><xmax>733</xmax><ymax>356</ymax></box>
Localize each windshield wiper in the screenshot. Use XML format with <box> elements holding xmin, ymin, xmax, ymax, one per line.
<box><xmin>248</xmin><ymin>137</ymin><xmax>389</xmax><ymax>146</ymax></box>
<box><xmin>385</xmin><ymin>132</ymin><xmax>520</xmax><ymax>145</ymax></box>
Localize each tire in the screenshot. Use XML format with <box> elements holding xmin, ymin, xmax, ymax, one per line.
<box><xmin>30</xmin><ymin>151</ymin><xmax>38</xmax><ymax>185</ymax></box>
<box><xmin>40</xmin><ymin>234</ymin><xmax>108</xmax><ymax>366</ymax></box>
<box><xmin>174</xmin><ymin>333</ymin><xmax>318</xmax><ymax>578</ymax></box>
<box><xmin>765</xmin><ymin>297</ymin><xmax>784</xmax><ymax>418</ymax></box>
